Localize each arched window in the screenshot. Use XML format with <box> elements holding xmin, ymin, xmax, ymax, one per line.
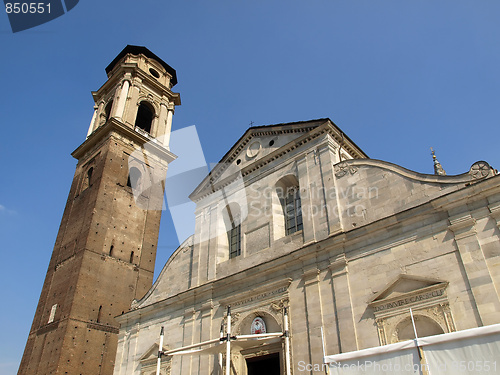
<box><xmin>81</xmin><ymin>166</ymin><xmax>94</xmax><ymax>191</ymax></box>
<box><xmin>127</xmin><ymin>167</ymin><xmax>141</xmax><ymax>189</ymax></box>
<box><xmin>97</xmin><ymin>305</ymin><xmax>102</xmax><ymax>323</ymax></box>
<box><xmin>223</xmin><ymin>204</ymin><xmax>241</xmax><ymax>259</ymax></box>
<box><xmin>104</xmin><ymin>100</ymin><xmax>113</xmax><ymax>122</ymax></box>
<box><xmin>135</xmin><ymin>102</ymin><xmax>154</xmax><ymax>134</ymax></box>
<box><xmin>283</xmin><ymin>187</ymin><xmax>302</xmax><ymax>235</ymax></box>
<box><xmin>276</xmin><ymin>176</ymin><xmax>303</xmax><ymax>235</ymax></box>
<box><xmin>87</xmin><ymin>167</ymin><xmax>94</xmax><ymax>186</ymax></box>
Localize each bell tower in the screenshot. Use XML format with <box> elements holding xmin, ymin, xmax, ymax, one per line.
<box><xmin>18</xmin><ymin>46</ymin><xmax>180</xmax><ymax>375</ymax></box>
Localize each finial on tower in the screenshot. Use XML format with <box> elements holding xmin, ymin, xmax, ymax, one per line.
<box><xmin>431</xmin><ymin>147</ymin><xmax>446</xmax><ymax>176</ymax></box>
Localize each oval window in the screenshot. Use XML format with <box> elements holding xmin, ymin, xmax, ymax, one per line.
<box><xmin>149</xmin><ymin>68</ymin><xmax>160</xmax><ymax>78</ymax></box>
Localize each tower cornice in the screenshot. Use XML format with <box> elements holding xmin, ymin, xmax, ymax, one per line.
<box><xmin>92</xmin><ymin>64</ymin><xmax>181</xmax><ymax>106</ymax></box>
<box><xmin>72</xmin><ymin>118</ymin><xmax>177</xmax><ymax>163</ymax></box>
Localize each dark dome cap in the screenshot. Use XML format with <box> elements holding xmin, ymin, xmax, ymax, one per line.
<box><xmin>105</xmin><ymin>45</ymin><xmax>178</xmax><ymax>86</ymax></box>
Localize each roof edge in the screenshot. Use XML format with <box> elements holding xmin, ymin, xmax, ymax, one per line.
<box><xmin>105</xmin><ymin>45</ymin><xmax>178</xmax><ymax>86</ymax></box>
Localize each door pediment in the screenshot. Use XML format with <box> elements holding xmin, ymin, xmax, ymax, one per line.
<box><xmin>369</xmin><ymin>274</ymin><xmax>448</xmax><ymax>316</ymax></box>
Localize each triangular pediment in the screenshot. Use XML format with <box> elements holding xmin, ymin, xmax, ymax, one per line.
<box><xmin>370</xmin><ymin>274</ymin><xmax>448</xmax><ymax>304</ymax></box>
<box><xmin>140</xmin><ymin>343</ymin><xmax>168</xmax><ymax>362</ymax></box>
<box><xmin>189</xmin><ymin>118</ymin><xmax>367</xmax><ymax>201</ymax></box>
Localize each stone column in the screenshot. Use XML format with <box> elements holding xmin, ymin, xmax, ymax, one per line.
<box><xmin>114</xmin><ymin>79</ymin><xmax>130</xmax><ymax>120</ymax></box>
<box><xmin>198</xmin><ymin>301</ymin><xmax>214</xmax><ymax>375</ymax></box>
<box><xmin>307</xmin><ymin>148</ymin><xmax>329</xmax><ymax>241</ymax></box>
<box><xmin>302</xmin><ymin>265</ymin><xmax>325</xmax><ymax>369</ymax></box>
<box><xmin>329</xmin><ymin>255</ymin><xmax>358</xmax><ymax>352</ymax></box>
<box><xmin>317</xmin><ymin>142</ymin><xmax>343</xmax><ymax>236</ymax></box>
<box><xmin>191</xmin><ymin>209</ymin><xmax>205</xmax><ymax>288</ymax></box>
<box><xmin>86</xmin><ymin>105</ymin><xmax>98</xmax><ymax>138</ymax></box>
<box><xmin>206</xmin><ymin>206</ymin><xmax>218</xmax><ymax>281</ymax></box>
<box><xmin>125</xmin><ymin>79</ymin><xmax>141</xmax><ymax>125</ymax></box>
<box><xmin>448</xmin><ymin>212</ymin><xmax>500</xmax><ymax>325</ymax></box>
<box><xmin>109</xmin><ymin>84</ymin><xmax>122</xmax><ymax>119</ymax></box>
<box><xmin>113</xmin><ymin>329</ymin><xmax>130</xmax><ymax>375</ymax></box>
<box><xmin>96</xmin><ymin>100</ymin><xmax>106</xmax><ymax>127</ymax></box>
<box><xmin>156</xmin><ymin>101</ymin><xmax>168</xmax><ymax>140</ymax></box>
<box><xmin>486</xmin><ymin>200</ymin><xmax>500</xmax><ymax>294</ymax></box>
<box><xmin>297</xmin><ymin>156</ymin><xmax>315</xmax><ymax>244</ymax></box>
<box><xmin>163</xmin><ymin>105</ymin><xmax>174</xmax><ymax>148</ymax></box>
<box><xmin>180</xmin><ymin>308</ymin><xmax>196</xmax><ymax>374</ymax></box>
<box><xmin>198</xmin><ymin>206</ymin><xmax>213</xmax><ymax>284</ymax></box>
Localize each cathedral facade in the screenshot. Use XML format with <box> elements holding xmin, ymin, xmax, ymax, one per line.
<box><xmin>112</xmin><ymin>117</ymin><xmax>500</xmax><ymax>374</ymax></box>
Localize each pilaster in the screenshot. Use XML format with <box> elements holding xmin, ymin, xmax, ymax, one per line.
<box><xmin>297</xmin><ymin>155</ymin><xmax>315</xmax><ymax>244</ymax></box>
<box><xmin>329</xmin><ymin>255</ymin><xmax>357</xmax><ymax>352</ymax></box>
<box><xmin>180</xmin><ymin>308</ymin><xmax>196</xmax><ymax>374</ymax></box>
<box><xmin>449</xmin><ymin>212</ymin><xmax>500</xmax><ymax>325</ymax></box>
<box><xmin>317</xmin><ymin>142</ymin><xmax>342</xmax><ymax>236</ymax></box>
<box><xmin>302</xmin><ymin>265</ymin><xmax>325</xmax><ymax>367</ymax></box>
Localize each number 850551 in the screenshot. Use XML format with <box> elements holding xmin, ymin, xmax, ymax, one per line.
<box><xmin>5</xmin><ymin>3</ymin><xmax>51</xmax><ymax>14</ymax></box>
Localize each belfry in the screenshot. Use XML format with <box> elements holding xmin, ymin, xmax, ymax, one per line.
<box><xmin>18</xmin><ymin>46</ymin><xmax>180</xmax><ymax>375</ymax></box>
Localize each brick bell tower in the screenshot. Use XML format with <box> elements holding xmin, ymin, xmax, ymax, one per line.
<box><xmin>18</xmin><ymin>46</ymin><xmax>180</xmax><ymax>375</ymax></box>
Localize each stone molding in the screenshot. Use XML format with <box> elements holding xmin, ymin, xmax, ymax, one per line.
<box><xmin>219</xmin><ymin>278</ymin><xmax>291</xmax><ymax>308</ymax></box>
<box><xmin>448</xmin><ymin>213</ymin><xmax>476</xmax><ymax>240</ymax></box>
<box><xmin>488</xmin><ymin>201</ymin><xmax>500</xmax><ymax>228</ymax></box>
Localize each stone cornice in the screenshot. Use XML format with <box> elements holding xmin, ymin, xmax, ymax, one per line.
<box><xmin>219</xmin><ymin>278</ymin><xmax>292</xmax><ymax>307</ymax></box>
<box><xmin>488</xmin><ymin>201</ymin><xmax>500</xmax><ymax>227</ymax></box>
<box><xmin>448</xmin><ymin>213</ymin><xmax>477</xmax><ymax>240</ymax></box>
<box><xmin>301</xmin><ymin>265</ymin><xmax>320</xmax><ymax>282</ymax></box>
<box><xmin>72</xmin><ymin>118</ymin><xmax>177</xmax><ymax>163</ymax></box>
<box><xmin>93</xmin><ymin>63</ymin><xmax>181</xmax><ymax>106</ymax></box>
<box><xmin>336</xmin><ymin>159</ymin><xmax>489</xmax><ymax>185</ymax></box>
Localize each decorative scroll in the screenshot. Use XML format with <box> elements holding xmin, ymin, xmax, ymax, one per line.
<box><xmin>334</xmin><ymin>162</ymin><xmax>358</xmax><ymax>178</ymax></box>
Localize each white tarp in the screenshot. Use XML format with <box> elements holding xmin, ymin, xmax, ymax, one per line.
<box><xmin>419</xmin><ymin>324</ymin><xmax>500</xmax><ymax>375</ymax></box>
<box><xmin>324</xmin><ymin>324</ymin><xmax>500</xmax><ymax>375</ymax></box>
<box><xmin>325</xmin><ymin>340</ymin><xmax>422</xmax><ymax>375</ymax></box>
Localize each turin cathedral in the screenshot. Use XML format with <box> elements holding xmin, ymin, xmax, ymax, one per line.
<box><xmin>18</xmin><ymin>46</ymin><xmax>500</xmax><ymax>375</ymax></box>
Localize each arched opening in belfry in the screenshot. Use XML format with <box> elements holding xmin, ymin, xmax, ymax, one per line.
<box><xmin>104</xmin><ymin>100</ymin><xmax>113</xmax><ymax>122</ymax></box>
<box><xmin>135</xmin><ymin>102</ymin><xmax>154</xmax><ymax>134</ymax></box>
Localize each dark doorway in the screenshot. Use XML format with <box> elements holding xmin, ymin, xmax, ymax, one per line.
<box><xmin>246</xmin><ymin>352</ymin><xmax>280</xmax><ymax>375</ymax></box>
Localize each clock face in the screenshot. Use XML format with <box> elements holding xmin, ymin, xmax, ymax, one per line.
<box><xmin>251</xmin><ymin>317</ymin><xmax>266</xmax><ymax>334</ymax></box>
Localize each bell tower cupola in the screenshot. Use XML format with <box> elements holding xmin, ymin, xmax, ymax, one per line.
<box><xmin>86</xmin><ymin>45</ymin><xmax>181</xmax><ymax>148</ymax></box>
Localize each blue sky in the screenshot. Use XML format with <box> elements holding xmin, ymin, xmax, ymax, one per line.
<box><xmin>1</xmin><ymin>1</ymin><xmax>500</xmax><ymax>373</ymax></box>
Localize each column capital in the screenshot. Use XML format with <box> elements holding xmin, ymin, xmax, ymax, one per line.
<box><xmin>488</xmin><ymin>201</ymin><xmax>500</xmax><ymax>227</ymax></box>
<box><xmin>448</xmin><ymin>213</ymin><xmax>476</xmax><ymax>240</ymax></box>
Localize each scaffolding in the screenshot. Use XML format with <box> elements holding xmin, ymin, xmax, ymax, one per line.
<box><xmin>155</xmin><ymin>306</ymin><xmax>291</xmax><ymax>375</ymax></box>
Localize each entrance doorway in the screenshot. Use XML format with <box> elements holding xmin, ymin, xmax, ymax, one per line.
<box><xmin>246</xmin><ymin>352</ymin><xmax>281</xmax><ymax>375</ymax></box>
